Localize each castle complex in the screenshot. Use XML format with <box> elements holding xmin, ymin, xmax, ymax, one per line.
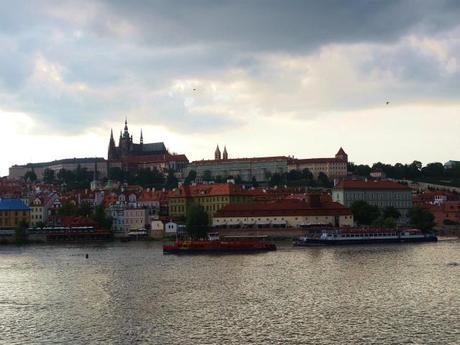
<box><xmin>108</xmin><ymin>119</ymin><xmax>168</xmax><ymax>160</ymax></box>
<box><xmin>107</xmin><ymin>119</ymin><xmax>189</xmax><ymax>173</ymax></box>
<box><xmin>8</xmin><ymin>119</ymin><xmax>348</xmax><ymax>182</ymax></box>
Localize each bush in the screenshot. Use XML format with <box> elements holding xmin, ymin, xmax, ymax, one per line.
<box><xmin>443</xmin><ymin>219</ymin><xmax>459</xmax><ymax>226</ymax></box>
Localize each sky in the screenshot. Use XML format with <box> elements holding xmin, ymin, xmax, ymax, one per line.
<box><xmin>1</xmin><ymin>0</ymin><xmax>460</xmax><ymax>176</ymax></box>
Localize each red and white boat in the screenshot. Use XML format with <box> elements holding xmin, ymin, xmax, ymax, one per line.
<box><xmin>163</xmin><ymin>233</ymin><xmax>276</xmax><ymax>254</ymax></box>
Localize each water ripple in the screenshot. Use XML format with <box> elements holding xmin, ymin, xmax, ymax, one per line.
<box><xmin>0</xmin><ymin>241</ymin><xmax>459</xmax><ymax>344</ymax></box>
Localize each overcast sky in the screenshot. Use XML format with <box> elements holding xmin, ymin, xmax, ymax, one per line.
<box><xmin>1</xmin><ymin>0</ymin><xmax>460</xmax><ymax>176</ymax></box>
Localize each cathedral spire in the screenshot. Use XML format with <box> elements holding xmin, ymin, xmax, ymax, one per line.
<box><xmin>214</xmin><ymin>145</ymin><xmax>221</xmax><ymax>160</ymax></box>
<box><xmin>223</xmin><ymin>145</ymin><xmax>228</xmax><ymax>160</ymax></box>
<box><xmin>140</xmin><ymin>129</ymin><xmax>143</xmax><ymax>145</ymax></box>
<box><xmin>123</xmin><ymin>117</ymin><xmax>129</xmax><ymax>139</ymax></box>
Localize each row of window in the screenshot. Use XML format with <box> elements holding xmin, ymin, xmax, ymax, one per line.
<box><xmin>347</xmin><ymin>192</ymin><xmax>411</xmax><ymax>200</ymax></box>
<box><xmin>0</xmin><ymin>218</ymin><xmax>26</xmax><ymax>226</ymax></box>
<box><xmin>0</xmin><ymin>211</ymin><xmax>29</xmax><ymax>217</ymax></box>
<box><xmin>216</xmin><ymin>216</ymin><xmax>345</xmax><ymax>222</ymax></box>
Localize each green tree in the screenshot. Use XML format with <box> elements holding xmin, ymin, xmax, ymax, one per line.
<box><xmin>373</xmin><ymin>216</ymin><xmax>397</xmax><ymax>228</ymax></box>
<box><xmin>214</xmin><ymin>175</ymin><xmax>224</xmax><ymax>183</ymax></box>
<box><xmin>58</xmin><ymin>202</ymin><xmax>78</xmax><ymax>216</ymax></box>
<box><xmin>251</xmin><ymin>176</ymin><xmax>259</xmax><ymax>188</ymax></box>
<box><xmin>165</xmin><ymin>170</ymin><xmax>179</xmax><ymax>190</ymax></box>
<box><xmin>350</xmin><ymin>164</ymin><xmax>371</xmax><ymax>177</ymax></box>
<box><xmin>301</xmin><ymin>168</ymin><xmax>314</xmax><ymax>180</ymax></box>
<box><xmin>409</xmin><ymin>207</ymin><xmax>435</xmax><ymax>233</ymax></box>
<box><xmin>186</xmin><ymin>203</ymin><xmax>209</xmax><ymax>239</ymax></box>
<box><xmin>382</xmin><ymin>206</ymin><xmax>401</xmax><ymax>220</ymax></box>
<box><xmin>92</xmin><ymin>205</ymin><xmax>113</xmax><ymax>230</ymax></box>
<box><xmin>77</xmin><ymin>202</ymin><xmax>93</xmax><ymax>217</ymax></box>
<box><xmin>234</xmin><ymin>175</ymin><xmax>243</xmax><ymax>185</ymax></box>
<box><xmin>202</xmin><ymin>170</ymin><xmax>213</xmax><ymax>182</ymax></box>
<box><xmin>184</xmin><ymin>170</ymin><xmax>197</xmax><ymax>185</ymax></box>
<box><xmin>108</xmin><ymin>167</ymin><xmax>124</xmax><ymax>181</ymax></box>
<box><xmin>351</xmin><ymin>201</ymin><xmax>381</xmax><ymax>225</ymax></box>
<box><xmin>269</xmin><ymin>173</ymin><xmax>284</xmax><ymax>187</ymax></box>
<box><xmin>134</xmin><ymin>168</ymin><xmax>165</xmax><ymax>189</ymax></box>
<box><xmin>287</xmin><ymin>169</ymin><xmax>303</xmax><ymax>181</ymax></box>
<box><xmin>15</xmin><ymin>221</ymin><xmax>29</xmax><ymax>245</ymax></box>
<box><xmin>318</xmin><ymin>172</ymin><xmax>333</xmax><ymax>188</ymax></box>
<box><xmin>35</xmin><ymin>221</ymin><xmax>46</xmax><ymax>229</ymax></box>
<box><xmin>43</xmin><ymin>169</ymin><xmax>55</xmax><ymax>184</ymax></box>
<box><xmin>24</xmin><ymin>170</ymin><xmax>37</xmax><ymax>182</ymax></box>
<box><xmin>421</xmin><ymin>163</ymin><xmax>445</xmax><ymax>178</ymax></box>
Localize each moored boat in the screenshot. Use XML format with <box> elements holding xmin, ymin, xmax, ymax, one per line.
<box><xmin>163</xmin><ymin>233</ymin><xmax>276</xmax><ymax>254</ymax></box>
<box><xmin>294</xmin><ymin>227</ymin><xmax>437</xmax><ymax>246</ymax></box>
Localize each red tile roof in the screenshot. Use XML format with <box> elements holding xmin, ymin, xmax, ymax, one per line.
<box><xmin>170</xmin><ymin>183</ymin><xmax>251</xmax><ymax>198</ymax></box>
<box><xmin>215</xmin><ymin>199</ymin><xmax>351</xmax><ymax>217</ymax></box>
<box><xmin>190</xmin><ymin>156</ymin><xmax>289</xmax><ymax>166</ymax></box>
<box><xmin>334</xmin><ymin>179</ymin><xmax>410</xmax><ymax>190</ymax></box>
<box><xmin>290</xmin><ymin>157</ymin><xmax>346</xmax><ymax>164</ymax></box>
<box><xmin>122</xmin><ymin>153</ymin><xmax>189</xmax><ymax>165</ymax></box>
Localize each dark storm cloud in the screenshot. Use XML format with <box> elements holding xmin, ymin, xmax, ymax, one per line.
<box><xmin>103</xmin><ymin>0</ymin><xmax>460</xmax><ymax>50</ymax></box>
<box><xmin>0</xmin><ymin>0</ymin><xmax>459</xmax><ymax>133</ymax></box>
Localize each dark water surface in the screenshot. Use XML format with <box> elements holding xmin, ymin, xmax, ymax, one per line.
<box><xmin>0</xmin><ymin>240</ymin><xmax>459</xmax><ymax>345</ymax></box>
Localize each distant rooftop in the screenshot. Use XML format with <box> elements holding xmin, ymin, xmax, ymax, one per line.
<box><xmin>335</xmin><ymin>179</ymin><xmax>410</xmax><ymax>190</ymax></box>
<box><xmin>12</xmin><ymin>157</ymin><xmax>106</xmax><ymax>168</ymax></box>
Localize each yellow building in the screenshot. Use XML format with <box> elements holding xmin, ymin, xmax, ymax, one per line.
<box><xmin>0</xmin><ymin>198</ymin><xmax>31</xmax><ymax>229</ymax></box>
<box><xmin>168</xmin><ymin>183</ymin><xmax>254</xmax><ymax>219</ymax></box>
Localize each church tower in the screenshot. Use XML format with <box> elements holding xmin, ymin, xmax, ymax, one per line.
<box><xmin>223</xmin><ymin>146</ymin><xmax>228</xmax><ymax>160</ymax></box>
<box><xmin>215</xmin><ymin>145</ymin><xmax>221</xmax><ymax>160</ymax></box>
<box><xmin>120</xmin><ymin>118</ymin><xmax>132</xmax><ymax>156</ymax></box>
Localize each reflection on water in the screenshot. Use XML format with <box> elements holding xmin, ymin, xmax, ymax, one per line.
<box><xmin>0</xmin><ymin>241</ymin><xmax>459</xmax><ymax>345</ymax></box>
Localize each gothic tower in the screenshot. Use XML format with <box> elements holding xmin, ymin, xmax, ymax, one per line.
<box><xmin>108</xmin><ymin>129</ymin><xmax>117</xmax><ymax>160</ymax></box>
<box><xmin>223</xmin><ymin>146</ymin><xmax>228</xmax><ymax>160</ymax></box>
<box><xmin>214</xmin><ymin>145</ymin><xmax>221</xmax><ymax>160</ymax></box>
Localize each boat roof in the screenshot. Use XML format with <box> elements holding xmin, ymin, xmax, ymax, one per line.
<box><xmin>222</xmin><ymin>235</ymin><xmax>269</xmax><ymax>239</ymax></box>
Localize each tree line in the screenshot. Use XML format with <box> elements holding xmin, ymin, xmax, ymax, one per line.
<box><xmin>348</xmin><ymin>161</ymin><xmax>460</xmax><ymax>185</ymax></box>
<box><xmin>350</xmin><ymin>200</ymin><xmax>435</xmax><ymax>232</ymax></box>
<box><xmin>24</xmin><ymin>166</ymin><xmax>179</xmax><ymax>191</ymax></box>
<box><xmin>183</xmin><ymin>168</ymin><xmax>333</xmax><ymax>188</ymax></box>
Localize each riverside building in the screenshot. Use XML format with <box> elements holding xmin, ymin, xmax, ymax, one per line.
<box><xmin>332</xmin><ymin>179</ymin><xmax>413</xmax><ymax>223</ymax></box>
<box><xmin>212</xmin><ymin>195</ymin><xmax>353</xmax><ymax>228</ymax></box>
<box><xmin>0</xmin><ymin>198</ymin><xmax>31</xmax><ymax>229</ymax></box>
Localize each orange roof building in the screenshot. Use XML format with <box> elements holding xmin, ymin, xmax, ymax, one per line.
<box><xmin>213</xmin><ymin>198</ymin><xmax>353</xmax><ymax>228</ymax></box>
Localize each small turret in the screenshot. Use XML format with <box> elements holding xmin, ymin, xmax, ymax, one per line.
<box><xmin>335</xmin><ymin>147</ymin><xmax>348</xmax><ymax>162</ymax></box>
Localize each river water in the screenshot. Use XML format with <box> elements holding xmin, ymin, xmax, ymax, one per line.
<box><xmin>0</xmin><ymin>240</ymin><xmax>459</xmax><ymax>345</ymax></box>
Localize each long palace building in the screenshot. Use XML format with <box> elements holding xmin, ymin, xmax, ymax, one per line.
<box><xmin>186</xmin><ymin>146</ymin><xmax>348</xmax><ymax>183</ymax></box>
